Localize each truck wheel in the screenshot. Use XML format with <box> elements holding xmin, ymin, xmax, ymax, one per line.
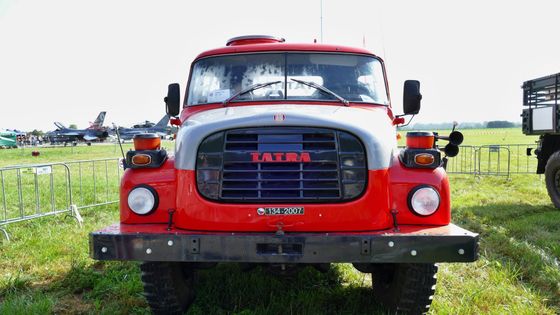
<box><xmin>371</xmin><ymin>263</ymin><xmax>437</xmax><ymax>315</ymax></box>
<box><xmin>140</xmin><ymin>262</ymin><xmax>195</xmax><ymax>315</ymax></box>
<box><xmin>545</xmin><ymin>151</ymin><xmax>560</xmax><ymax>208</ymax></box>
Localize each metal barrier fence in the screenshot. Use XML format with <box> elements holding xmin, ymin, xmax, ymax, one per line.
<box><xmin>448</xmin><ymin>144</ymin><xmax>538</xmax><ymax>177</ymax></box>
<box><xmin>445</xmin><ymin>145</ymin><xmax>478</xmax><ymax>174</ymax></box>
<box><xmin>0</xmin><ymin>158</ymin><xmax>121</xmax><ymax>241</ymax></box>
<box><xmin>402</xmin><ymin>144</ymin><xmax>538</xmax><ymax>177</ymax></box>
<box><xmin>477</xmin><ymin>145</ymin><xmax>511</xmax><ymax>176</ymax></box>
<box><xmin>0</xmin><ymin>144</ymin><xmax>540</xmax><ymax>241</ymax></box>
<box><xmin>500</xmin><ymin>144</ymin><xmax>538</xmax><ymax>174</ymax></box>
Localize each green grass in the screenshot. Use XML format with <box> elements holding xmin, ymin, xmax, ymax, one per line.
<box><xmin>1</xmin><ymin>129</ymin><xmax>559</xmax><ymax>314</ymax></box>
<box><xmin>444</xmin><ymin>128</ymin><xmax>538</xmax><ymax>146</ymax></box>
<box><xmin>398</xmin><ymin>127</ymin><xmax>539</xmax><ymax>146</ymax></box>
<box><xmin>0</xmin><ymin>141</ymin><xmax>173</xmax><ymax>167</ymax></box>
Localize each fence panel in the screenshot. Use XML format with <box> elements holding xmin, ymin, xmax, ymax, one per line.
<box><xmin>0</xmin><ymin>163</ymin><xmax>74</xmax><ymax>240</ymax></box>
<box><xmin>445</xmin><ymin>145</ymin><xmax>477</xmax><ymax>174</ymax></box>
<box><xmin>476</xmin><ymin>145</ymin><xmax>511</xmax><ymax>177</ymax></box>
<box><xmin>0</xmin><ymin>158</ymin><xmax>121</xmax><ymax>241</ymax></box>
<box><xmin>65</xmin><ymin>158</ymin><xmax>121</xmax><ymax>210</ymax></box>
<box><xmin>501</xmin><ymin>144</ymin><xmax>538</xmax><ymax>174</ymax></box>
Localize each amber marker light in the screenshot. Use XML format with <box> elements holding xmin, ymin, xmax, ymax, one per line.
<box><xmin>406</xmin><ymin>132</ymin><xmax>435</xmax><ymax>149</ymax></box>
<box><xmin>132</xmin><ymin>154</ymin><xmax>152</xmax><ymax>166</ymax></box>
<box><xmin>133</xmin><ymin>133</ymin><xmax>161</xmax><ymax>151</ymax></box>
<box><xmin>415</xmin><ymin>153</ymin><xmax>435</xmax><ymax>165</ymax></box>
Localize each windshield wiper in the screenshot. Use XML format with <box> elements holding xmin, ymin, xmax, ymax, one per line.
<box><xmin>222</xmin><ymin>81</ymin><xmax>282</xmax><ymax>106</ymax></box>
<box><xmin>290</xmin><ymin>78</ymin><xmax>349</xmax><ymax>106</ymax></box>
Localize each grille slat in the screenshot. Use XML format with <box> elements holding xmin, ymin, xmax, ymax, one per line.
<box><xmin>222</xmin><ymin>178</ymin><xmax>340</xmax><ymax>182</ymax></box>
<box><xmin>196</xmin><ymin>127</ymin><xmax>367</xmax><ymax>203</ymax></box>
<box><xmin>225</xmin><ymin>140</ymin><xmax>336</xmax><ymax>144</ymax></box>
<box><xmin>221</xmin><ymin>187</ymin><xmax>341</xmax><ymax>191</ymax></box>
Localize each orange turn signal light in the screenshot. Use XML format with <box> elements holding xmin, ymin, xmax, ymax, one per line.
<box><xmin>131</xmin><ymin>154</ymin><xmax>152</xmax><ymax>166</ymax></box>
<box><xmin>406</xmin><ymin>132</ymin><xmax>435</xmax><ymax>149</ymax></box>
<box><xmin>414</xmin><ymin>153</ymin><xmax>435</xmax><ymax>165</ymax></box>
<box><xmin>133</xmin><ymin>134</ymin><xmax>161</xmax><ymax>151</ymax></box>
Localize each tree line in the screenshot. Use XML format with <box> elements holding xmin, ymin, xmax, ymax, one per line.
<box><xmin>403</xmin><ymin>121</ymin><xmax>520</xmax><ymax>130</ymax></box>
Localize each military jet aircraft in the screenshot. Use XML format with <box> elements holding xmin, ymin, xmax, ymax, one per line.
<box><xmin>46</xmin><ymin>111</ymin><xmax>109</xmax><ymax>144</ymax></box>
<box><xmin>115</xmin><ymin>115</ymin><xmax>171</xmax><ymax>140</ymax></box>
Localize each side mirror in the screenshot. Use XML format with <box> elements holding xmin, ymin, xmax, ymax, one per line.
<box><xmin>164</xmin><ymin>83</ymin><xmax>181</xmax><ymax>117</ymax></box>
<box><xmin>403</xmin><ymin>80</ymin><xmax>422</xmax><ymax>115</ymax></box>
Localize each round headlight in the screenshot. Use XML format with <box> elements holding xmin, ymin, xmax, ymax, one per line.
<box><xmin>127</xmin><ymin>186</ymin><xmax>157</xmax><ymax>215</ymax></box>
<box><xmin>409</xmin><ymin>186</ymin><xmax>440</xmax><ymax>216</ymax></box>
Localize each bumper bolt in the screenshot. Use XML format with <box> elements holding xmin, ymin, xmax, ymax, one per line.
<box><xmin>101</xmin><ymin>247</ymin><xmax>107</xmax><ymax>253</ymax></box>
<box><xmin>458</xmin><ymin>248</ymin><xmax>465</xmax><ymax>255</ymax></box>
<box><xmin>388</xmin><ymin>241</ymin><xmax>394</xmax><ymax>247</ymax></box>
<box><xmin>146</xmin><ymin>248</ymin><xmax>152</xmax><ymax>254</ymax></box>
<box><xmin>168</xmin><ymin>240</ymin><xmax>174</xmax><ymax>246</ymax></box>
<box><xmin>410</xmin><ymin>250</ymin><xmax>417</xmax><ymax>256</ymax></box>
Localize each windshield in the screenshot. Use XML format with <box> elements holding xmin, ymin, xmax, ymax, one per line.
<box><xmin>187</xmin><ymin>53</ymin><xmax>388</xmax><ymax>105</ymax></box>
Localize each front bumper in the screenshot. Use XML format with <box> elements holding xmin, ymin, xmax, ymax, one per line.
<box><xmin>90</xmin><ymin>223</ymin><xmax>478</xmax><ymax>263</ymax></box>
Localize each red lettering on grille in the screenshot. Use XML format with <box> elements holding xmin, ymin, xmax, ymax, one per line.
<box><xmin>251</xmin><ymin>152</ymin><xmax>311</xmax><ymax>163</ymax></box>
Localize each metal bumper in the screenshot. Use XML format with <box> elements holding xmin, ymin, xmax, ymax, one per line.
<box><xmin>90</xmin><ymin>224</ymin><xmax>478</xmax><ymax>263</ymax></box>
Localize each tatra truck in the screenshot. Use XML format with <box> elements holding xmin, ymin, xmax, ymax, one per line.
<box><xmin>90</xmin><ymin>35</ymin><xmax>478</xmax><ymax>314</ymax></box>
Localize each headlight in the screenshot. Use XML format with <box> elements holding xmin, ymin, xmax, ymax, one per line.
<box><xmin>408</xmin><ymin>186</ymin><xmax>440</xmax><ymax>216</ymax></box>
<box><xmin>127</xmin><ymin>186</ymin><xmax>158</xmax><ymax>215</ymax></box>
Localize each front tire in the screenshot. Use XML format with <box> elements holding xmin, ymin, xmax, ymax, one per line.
<box><xmin>545</xmin><ymin>151</ymin><xmax>560</xmax><ymax>208</ymax></box>
<box><xmin>371</xmin><ymin>263</ymin><xmax>437</xmax><ymax>315</ymax></box>
<box><xmin>140</xmin><ymin>262</ymin><xmax>195</xmax><ymax>315</ymax></box>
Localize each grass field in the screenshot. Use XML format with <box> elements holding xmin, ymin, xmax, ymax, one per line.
<box><xmin>1</xmin><ymin>129</ymin><xmax>559</xmax><ymax>314</ymax></box>
<box><xmin>397</xmin><ymin>127</ymin><xmax>540</xmax><ymax>146</ymax></box>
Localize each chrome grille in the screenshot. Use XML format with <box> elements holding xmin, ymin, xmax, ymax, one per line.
<box><xmin>196</xmin><ymin>127</ymin><xmax>367</xmax><ymax>203</ymax></box>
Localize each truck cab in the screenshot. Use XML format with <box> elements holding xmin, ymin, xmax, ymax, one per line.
<box><xmin>90</xmin><ymin>35</ymin><xmax>478</xmax><ymax>315</ymax></box>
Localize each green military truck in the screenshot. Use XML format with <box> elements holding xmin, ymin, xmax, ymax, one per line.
<box><xmin>522</xmin><ymin>72</ymin><xmax>560</xmax><ymax>207</ymax></box>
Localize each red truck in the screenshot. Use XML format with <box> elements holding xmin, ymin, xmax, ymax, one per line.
<box><xmin>90</xmin><ymin>35</ymin><xmax>478</xmax><ymax>314</ymax></box>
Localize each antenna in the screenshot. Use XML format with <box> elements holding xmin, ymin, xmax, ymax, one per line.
<box><xmin>378</xmin><ymin>0</ymin><xmax>387</xmax><ymax>60</ymax></box>
<box><xmin>112</xmin><ymin>123</ymin><xmax>127</xmax><ymax>169</ymax></box>
<box><xmin>320</xmin><ymin>0</ymin><xmax>323</xmax><ymax>43</ymax></box>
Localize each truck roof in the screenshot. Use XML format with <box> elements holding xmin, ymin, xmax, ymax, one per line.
<box><xmin>195</xmin><ymin>35</ymin><xmax>378</xmax><ymax>60</ymax></box>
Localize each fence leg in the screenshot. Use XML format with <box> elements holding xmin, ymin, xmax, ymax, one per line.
<box><xmin>69</xmin><ymin>204</ymin><xmax>84</xmax><ymax>228</ymax></box>
<box><xmin>0</xmin><ymin>226</ymin><xmax>9</xmax><ymax>242</ymax></box>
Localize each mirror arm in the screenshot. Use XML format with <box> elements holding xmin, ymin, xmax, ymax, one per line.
<box><xmin>396</xmin><ymin>114</ymin><xmax>416</xmax><ymax>128</ymax></box>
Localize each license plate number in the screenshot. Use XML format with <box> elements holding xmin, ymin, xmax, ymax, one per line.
<box><xmin>258</xmin><ymin>207</ymin><xmax>304</xmax><ymax>215</ymax></box>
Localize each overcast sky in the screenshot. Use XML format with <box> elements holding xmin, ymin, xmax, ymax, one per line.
<box><xmin>1</xmin><ymin>0</ymin><xmax>560</xmax><ymax>131</ymax></box>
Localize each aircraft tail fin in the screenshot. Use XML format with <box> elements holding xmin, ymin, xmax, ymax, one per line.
<box><xmin>89</xmin><ymin>111</ymin><xmax>107</xmax><ymax>129</ymax></box>
<box><xmin>155</xmin><ymin>115</ymin><xmax>170</xmax><ymax>127</ymax></box>
<box><xmin>54</xmin><ymin>122</ymin><xmax>67</xmax><ymax>130</ymax></box>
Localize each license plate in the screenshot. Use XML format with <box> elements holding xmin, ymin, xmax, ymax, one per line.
<box><xmin>257</xmin><ymin>207</ymin><xmax>304</xmax><ymax>216</ymax></box>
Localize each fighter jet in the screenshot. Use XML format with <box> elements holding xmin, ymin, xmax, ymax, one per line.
<box><xmin>46</xmin><ymin>111</ymin><xmax>109</xmax><ymax>144</ymax></box>
<box><xmin>116</xmin><ymin>115</ymin><xmax>171</xmax><ymax>140</ymax></box>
